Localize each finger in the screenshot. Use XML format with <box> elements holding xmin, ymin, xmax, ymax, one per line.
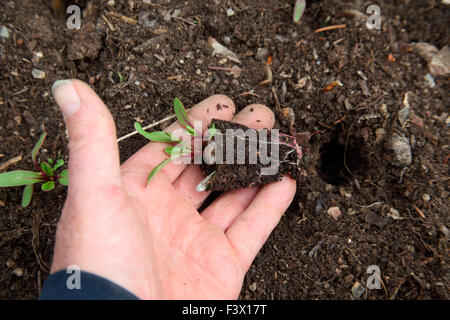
<box><xmin>226</xmin><ymin>176</ymin><xmax>296</xmax><ymax>272</ymax></box>
<box><xmin>121</xmin><ymin>95</ymin><xmax>235</xmax><ymax>187</ymax></box>
<box><xmin>52</xmin><ymin>79</ymin><xmax>121</xmax><ymax>196</ymax></box>
<box><xmin>172</xmin><ymin>165</ymin><xmax>210</xmax><ymax>209</ymax></box>
<box><xmin>172</xmin><ymin>104</ymin><xmax>275</xmax><ymax>209</ymax></box>
<box><xmin>201</xmin><ymin>186</ymin><xmax>259</xmax><ymax>230</ymax></box>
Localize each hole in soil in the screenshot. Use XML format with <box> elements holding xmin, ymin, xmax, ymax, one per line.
<box><xmin>318</xmin><ymin>129</ymin><xmax>368</xmax><ymax>186</ymax></box>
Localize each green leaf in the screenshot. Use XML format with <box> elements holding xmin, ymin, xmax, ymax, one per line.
<box><xmin>208</xmin><ymin>123</ymin><xmax>216</xmax><ymax>141</ymax></box>
<box><xmin>185</xmin><ymin>125</ymin><xmax>198</xmax><ymax>136</ymax></box>
<box><xmin>32</xmin><ymin>132</ymin><xmax>47</xmax><ymax>166</ymax></box>
<box><xmin>174</xmin><ymin>97</ymin><xmax>190</xmax><ymax>127</ymax></box>
<box><xmin>41</xmin><ymin>181</ymin><xmax>55</xmax><ymax>191</ymax></box>
<box><xmin>134</xmin><ymin>122</ymin><xmax>174</xmax><ymax>142</ymax></box>
<box><xmin>147</xmin><ymin>157</ymin><xmax>172</xmax><ymax>183</ymax></box>
<box><xmin>47</xmin><ymin>158</ymin><xmax>54</xmax><ymax>166</ymax></box>
<box><xmin>293</xmin><ymin>0</ymin><xmax>306</xmax><ymax>23</ymax></box>
<box><xmin>164</xmin><ymin>147</ymin><xmax>174</xmax><ymax>155</ymax></box>
<box><xmin>53</xmin><ymin>159</ymin><xmax>64</xmax><ymax>171</ymax></box>
<box><xmin>21</xmin><ymin>184</ymin><xmax>33</xmax><ymax>207</ymax></box>
<box><xmin>58</xmin><ymin>169</ymin><xmax>69</xmax><ymax>186</ymax></box>
<box><xmin>0</xmin><ymin>171</ymin><xmax>42</xmax><ymax>187</ymax></box>
<box><xmin>41</xmin><ymin>162</ymin><xmax>54</xmax><ymax>176</ymax></box>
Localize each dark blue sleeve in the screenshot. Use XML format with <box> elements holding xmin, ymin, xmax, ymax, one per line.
<box><xmin>39</xmin><ymin>270</ymin><xmax>140</xmax><ymax>300</ymax></box>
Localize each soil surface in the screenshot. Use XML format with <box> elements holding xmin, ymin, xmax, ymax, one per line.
<box><xmin>0</xmin><ymin>0</ymin><xmax>449</xmax><ymax>299</ymax></box>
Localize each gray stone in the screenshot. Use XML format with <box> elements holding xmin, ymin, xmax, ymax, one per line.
<box><xmin>398</xmin><ymin>106</ymin><xmax>410</xmax><ymax>126</ymax></box>
<box><xmin>389</xmin><ymin>134</ymin><xmax>412</xmax><ymax>167</ymax></box>
<box><xmin>0</xmin><ymin>26</ymin><xmax>10</xmax><ymax>39</ymax></box>
<box><xmin>255</xmin><ymin>48</ymin><xmax>268</xmax><ymax>61</ymax></box>
<box><xmin>352</xmin><ymin>281</ymin><xmax>365</xmax><ymax>299</ymax></box>
<box><xmin>31</xmin><ymin>69</ymin><xmax>46</xmax><ymax>79</ymax></box>
<box><xmin>429</xmin><ymin>45</ymin><xmax>450</xmax><ymax>76</ymax></box>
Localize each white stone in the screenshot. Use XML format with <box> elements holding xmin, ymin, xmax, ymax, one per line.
<box><xmin>31</xmin><ymin>69</ymin><xmax>46</xmax><ymax>79</ymax></box>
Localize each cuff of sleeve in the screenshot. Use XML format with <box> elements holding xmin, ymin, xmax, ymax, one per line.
<box><xmin>39</xmin><ymin>270</ymin><xmax>140</xmax><ymax>300</ymax></box>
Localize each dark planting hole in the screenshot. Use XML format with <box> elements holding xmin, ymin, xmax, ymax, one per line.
<box><xmin>318</xmin><ymin>130</ymin><xmax>368</xmax><ymax>186</ymax></box>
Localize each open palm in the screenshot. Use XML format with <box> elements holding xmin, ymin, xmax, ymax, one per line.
<box><xmin>50</xmin><ymin>80</ymin><xmax>296</xmax><ymax>299</ymax></box>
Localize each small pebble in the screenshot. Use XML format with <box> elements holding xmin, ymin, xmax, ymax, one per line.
<box><xmin>440</xmin><ymin>225</ymin><xmax>449</xmax><ymax>237</ymax></box>
<box><xmin>424</xmin><ymin>73</ymin><xmax>436</xmax><ymax>88</ymax></box>
<box><xmin>388</xmin><ymin>208</ymin><xmax>403</xmax><ymax>220</ymax></box>
<box><xmin>0</xmin><ymin>26</ymin><xmax>10</xmax><ymax>39</ymax></box>
<box><xmin>429</xmin><ymin>46</ymin><xmax>450</xmax><ymax>77</ymax></box>
<box><xmin>12</xmin><ymin>268</ymin><xmax>23</xmax><ymax>277</ymax></box>
<box><xmin>327</xmin><ymin>206</ymin><xmax>341</xmax><ymax>220</ymax></box>
<box><xmin>255</xmin><ymin>48</ymin><xmax>268</xmax><ymax>61</ymax></box>
<box><xmin>375</xmin><ymin>128</ymin><xmax>386</xmax><ymax>144</ymax></box>
<box><xmin>389</xmin><ymin>134</ymin><xmax>412</xmax><ymax>167</ymax></box>
<box><xmin>378</xmin><ymin>103</ymin><xmax>388</xmax><ymax>119</ymax></box>
<box><xmin>352</xmin><ymin>281</ymin><xmax>365</xmax><ymax>298</ymax></box>
<box><xmin>422</xmin><ymin>194</ymin><xmax>430</xmax><ymax>202</ymax></box>
<box><xmin>226</xmin><ymin>8</ymin><xmax>235</xmax><ymax>16</ymax></box>
<box><xmin>6</xmin><ymin>259</ymin><xmax>15</xmax><ymax>268</ymax></box>
<box><xmin>398</xmin><ymin>106</ymin><xmax>410</xmax><ymax>126</ymax></box>
<box><xmin>31</xmin><ymin>69</ymin><xmax>46</xmax><ymax>79</ymax></box>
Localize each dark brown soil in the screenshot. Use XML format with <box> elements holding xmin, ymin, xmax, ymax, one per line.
<box><xmin>201</xmin><ymin>119</ymin><xmax>301</xmax><ymax>191</ymax></box>
<box><xmin>0</xmin><ymin>0</ymin><xmax>449</xmax><ymax>300</ymax></box>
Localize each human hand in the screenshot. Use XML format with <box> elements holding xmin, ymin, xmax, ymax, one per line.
<box><xmin>50</xmin><ymin>79</ymin><xmax>296</xmax><ymax>299</ymax></box>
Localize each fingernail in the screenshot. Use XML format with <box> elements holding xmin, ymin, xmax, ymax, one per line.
<box><xmin>52</xmin><ymin>79</ymin><xmax>81</xmax><ymax>119</ymax></box>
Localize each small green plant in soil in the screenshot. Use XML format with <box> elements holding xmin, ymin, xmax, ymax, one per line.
<box><xmin>0</xmin><ymin>132</ymin><xmax>68</xmax><ymax>207</ymax></box>
<box><xmin>293</xmin><ymin>0</ymin><xmax>306</xmax><ymax>23</ymax></box>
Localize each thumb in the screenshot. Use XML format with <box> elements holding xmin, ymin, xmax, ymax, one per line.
<box><xmin>52</xmin><ymin>79</ymin><xmax>121</xmax><ymax>196</ymax></box>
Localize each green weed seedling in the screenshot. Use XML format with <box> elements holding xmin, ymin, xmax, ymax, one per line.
<box><xmin>293</xmin><ymin>0</ymin><xmax>306</xmax><ymax>23</ymax></box>
<box><xmin>135</xmin><ymin>97</ymin><xmax>216</xmax><ymax>184</ymax></box>
<box><xmin>0</xmin><ymin>132</ymin><xmax>68</xmax><ymax>207</ymax></box>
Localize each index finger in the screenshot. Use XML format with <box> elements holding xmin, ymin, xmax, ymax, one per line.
<box><xmin>121</xmin><ymin>95</ymin><xmax>235</xmax><ymax>186</ymax></box>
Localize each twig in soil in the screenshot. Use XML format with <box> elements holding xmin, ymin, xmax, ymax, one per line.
<box><xmin>322</xmin><ymin>80</ymin><xmax>343</xmax><ymax>92</ymax></box>
<box><xmin>365</xmin><ymin>273</ymin><xmax>388</xmax><ymax>298</ymax></box>
<box><xmin>413</xmin><ymin>205</ymin><xmax>426</xmax><ymax>219</ymax></box>
<box><xmin>399</xmin><ymin>167</ymin><xmax>408</xmax><ymax>183</ymax></box>
<box><xmin>259</xmin><ymin>65</ymin><xmax>273</xmax><ymax>85</ymax></box>
<box><xmin>271</xmin><ymin>86</ymin><xmax>281</xmax><ymax>115</ymax></box>
<box><xmin>172</xmin><ymin>16</ymin><xmax>198</xmax><ymax>26</ymax></box>
<box><xmin>234</xmin><ymin>91</ymin><xmax>261</xmax><ymax>99</ymax></box>
<box><xmin>351</xmin><ymin>201</ymin><xmax>384</xmax><ymax>208</ymax></box>
<box><xmin>375</xmin><ymin>61</ymin><xmax>395</xmax><ymax>79</ymax></box>
<box><xmin>102</xmin><ymin>14</ymin><xmax>115</xmax><ymax>31</ymax></box>
<box><xmin>117</xmin><ymin>107</ymin><xmax>192</xmax><ymax>142</ymax></box>
<box><xmin>32</xmin><ymin>213</ymin><xmax>50</xmax><ymax>273</ymax></box>
<box><xmin>208</xmin><ymin>66</ymin><xmax>242</xmax><ymax>73</ymax></box>
<box><xmin>303</xmin><ymin>273</ymin><xmax>336</xmax><ymax>286</ymax></box>
<box><xmin>314</xmin><ymin>24</ymin><xmax>347</xmax><ymax>33</ymax></box>
<box><xmin>106</xmin><ymin>11</ymin><xmax>138</xmax><ymax>24</ymax></box>
<box><xmin>167</xmin><ymin>75</ymin><xmax>182</xmax><ymax>81</ymax></box>
<box><xmin>390</xmin><ymin>278</ymin><xmax>407</xmax><ymax>300</ymax></box>
<box><xmin>0</xmin><ymin>155</ymin><xmax>22</xmax><ymax>171</ymax></box>
<box><xmin>444</xmin><ymin>154</ymin><xmax>450</xmax><ymax>164</ymax></box>
<box><xmin>317</xmin><ymin>122</ymin><xmax>335</xmax><ymax>130</ymax></box>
